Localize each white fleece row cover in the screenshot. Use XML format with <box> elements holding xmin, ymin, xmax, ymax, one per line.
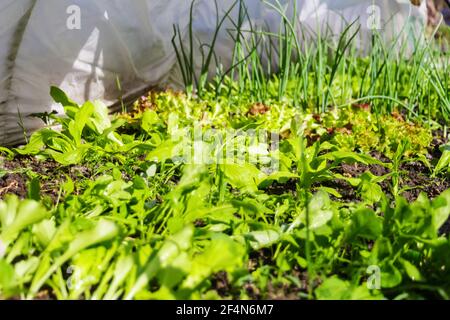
<box><xmin>0</xmin><ymin>0</ymin><xmax>427</xmax><ymax>145</ymax></box>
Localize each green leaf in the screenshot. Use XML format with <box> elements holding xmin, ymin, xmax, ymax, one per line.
<box><xmin>14</xmin><ymin>131</ymin><xmax>47</xmax><ymax>155</ymax></box>
<box><xmin>0</xmin><ymin>259</ymin><xmax>16</xmax><ymax>295</ymax></box>
<box><xmin>399</xmin><ymin>258</ymin><xmax>423</xmax><ymax>282</ymax></box>
<box><xmin>346</xmin><ymin>209</ymin><xmax>382</xmax><ymax>241</ymax></box>
<box><xmin>0</xmin><ymin>240</ymin><xmax>5</xmax><ymax>258</ymax></box>
<box><xmin>27</xmin><ymin>178</ymin><xmax>41</xmax><ymax>201</ymax></box>
<box><xmin>141</xmin><ymin>110</ymin><xmax>161</xmax><ymax>133</ymax></box>
<box><xmin>333</xmin><ymin>173</ymin><xmax>361</xmax><ymax>187</ymax></box>
<box><xmin>146</xmin><ymin>139</ymin><xmax>179</xmax><ymax>163</ymax></box>
<box><xmin>316</xmin><ymin>277</ymin><xmax>378</xmax><ymax>300</ymax></box>
<box><xmin>181</xmin><ymin>233</ymin><xmax>245</xmax><ymax>290</ymax></box>
<box><xmin>125</xmin><ymin>226</ymin><xmax>194</xmax><ymax>300</ymax></box>
<box><xmin>102</xmin><ymin>254</ymin><xmax>134</xmax><ymax>300</ymax></box>
<box><xmin>431</xmin><ymin>189</ymin><xmax>450</xmax><ymax>231</ymax></box>
<box><xmin>287</xmin><ymin>191</ymin><xmax>334</xmax><ymax>233</ymax></box>
<box><xmin>89</xmin><ymin>100</ymin><xmax>112</xmax><ymax>134</ymax></box>
<box><xmin>359</xmin><ymin>179</ymin><xmax>383</xmax><ymax>204</ymax></box>
<box><xmin>0</xmin><ymin>196</ymin><xmax>48</xmax><ymax>247</ymax></box>
<box><xmin>62</xmin><ymin>176</ymin><xmax>75</xmax><ymax>196</ymax></box>
<box><xmin>433</xmin><ymin>145</ymin><xmax>450</xmax><ymax>176</ymax></box>
<box><xmin>50</xmin><ymin>86</ymin><xmax>78</xmax><ymax>108</ymax></box>
<box><xmin>32</xmin><ymin>219</ymin><xmax>57</xmax><ymax>248</ymax></box>
<box><xmin>69</xmin><ymin>101</ymin><xmax>95</xmax><ymax>144</ymax></box>
<box><xmin>66</xmin><ymin>220</ymin><xmax>118</xmax><ymax>257</ymax></box>
<box><xmin>317</xmin><ymin>186</ymin><xmax>342</xmax><ymax>198</ymax></box>
<box><xmin>371</xmin><ymin>238</ymin><xmax>393</xmax><ymax>263</ymax></box>
<box><xmin>243</xmin><ymin>229</ymin><xmax>281</xmax><ymax>250</ymax></box>
<box><xmin>381</xmin><ymin>262</ymin><xmax>403</xmax><ymax>288</ymax></box>
<box><xmin>29</xmin><ymin>219</ymin><xmax>119</xmax><ymax>296</ymax></box>
<box><xmin>223</xmin><ymin>163</ymin><xmax>265</xmax><ymax>193</ymax></box>
<box><xmin>0</xmin><ymin>147</ymin><xmax>14</xmax><ymax>158</ymax></box>
<box><xmin>46</xmin><ymin>146</ymin><xmax>89</xmax><ymax>165</ymax></box>
<box><xmin>157</xmin><ymin>252</ymin><xmax>191</xmax><ymax>289</ymax></box>
<box><xmin>307</xmin><ymin>191</ymin><xmax>334</xmax><ymax>229</ymax></box>
<box><xmin>316</xmin><ymin>277</ymin><xmax>349</xmax><ymax>300</ymax></box>
<box><xmin>14</xmin><ymin>257</ymin><xmax>39</xmax><ymax>282</ymax></box>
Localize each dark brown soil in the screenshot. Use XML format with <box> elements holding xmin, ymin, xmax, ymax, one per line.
<box><xmin>441</xmin><ymin>220</ymin><xmax>450</xmax><ymax>235</ymax></box>
<box><xmin>265</xmin><ymin>179</ymin><xmax>297</xmax><ymax>196</ymax></box>
<box><xmin>323</xmin><ymin>138</ymin><xmax>450</xmax><ymax>204</ymax></box>
<box><xmin>400</xmin><ymin>161</ymin><xmax>450</xmax><ymax>202</ymax></box>
<box><xmin>0</xmin><ymin>155</ymin><xmax>92</xmax><ymax>202</ymax></box>
<box><xmin>211</xmin><ymin>271</ymin><xmax>232</xmax><ymax>297</ymax></box>
<box><xmin>262</xmin><ymin>128</ymin><xmax>450</xmax><ymax>208</ymax></box>
<box><xmin>0</xmin><ymin>173</ymin><xmax>27</xmax><ymax>199</ymax></box>
<box><xmin>248</xmin><ymin>250</ymin><xmax>312</xmax><ymax>300</ymax></box>
<box><xmin>327</xmin><ymin>159</ymin><xmax>449</xmax><ymax>203</ymax></box>
<box><xmin>212</xmin><ymin>249</ymin><xmax>311</xmax><ymax>300</ymax></box>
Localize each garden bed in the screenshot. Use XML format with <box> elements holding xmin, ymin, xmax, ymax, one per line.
<box><xmin>1</xmin><ymin>85</ymin><xmax>450</xmax><ymax>300</ymax></box>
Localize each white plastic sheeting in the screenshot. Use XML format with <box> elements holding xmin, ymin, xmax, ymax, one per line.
<box><xmin>0</xmin><ymin>0</ymin><xmax>427</xmax><ymax>146</ymax></box>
